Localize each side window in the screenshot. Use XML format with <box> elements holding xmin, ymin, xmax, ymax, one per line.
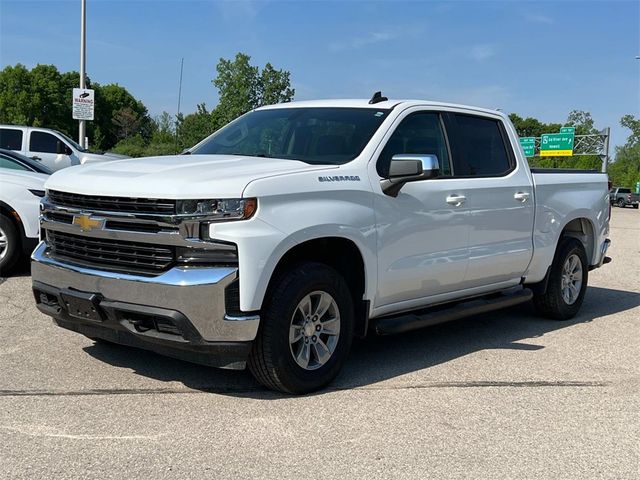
<box><xmin>377</xmin><ymin>112</ymin><xmax>451</xmax><ymax>177</ymax></box>
<box><xmin>0</xmin><ymin>156</ymin><xmax>29</xmax><ymax>171</ymax></box>
<box><xmin>448</xmin><ymin>114</ymin><xmax>513</xmax><ymax>176</ymax></box>
<box><xmin>0</xmin><ymin>128</ymin><xmax>23</xmax><ymax>150</ymax></box>
<box><xmin>29</xmin><ymin>131</ymin><xmax>60</xmax><ymax>154</ymax></box>
<box><xmin>619</xmin><ymin>188</ymin><xmax>631</xmax><ymax>194</ymax></box>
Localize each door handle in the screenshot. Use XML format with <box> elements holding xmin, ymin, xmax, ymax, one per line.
<box><xmin>514</xmin><ymin>192</ymin><xmax>530</xmax><ymax>203</ymax></box>
<box><xmin>446</xmin><ymin>194</ymin><xmax>466</xmax><ymax>206</ymax></box>
<box><xmin>31</xmin><ymin>156</ymin><xmax>41</xmax><ymax>161</ymax></box>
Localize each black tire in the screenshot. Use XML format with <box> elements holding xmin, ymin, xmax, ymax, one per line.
<box><xmin>633</xmin><ymin>204</ymin><xmax>639</xmax><ymax>209</ymax></box>
<box><xmin>248</xmin><ymin>262</ymin><xmax>354</xmax><ymax>394</ymax></box>
<box><xmin>0</xmin><ymin>214</ymin><xmax>20</xmax><ymax>275</ymax></box>
<box><xmin>616</xmin><ymin>199</ymin><xmax>625</xmax><ymax>208</ymax></box>
<box><xmin>533</xmin><ymin>237</ymin><xmax>588</xmax><ymax>320</ymax></box>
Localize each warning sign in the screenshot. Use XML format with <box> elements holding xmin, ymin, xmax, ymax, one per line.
<box><xmin>72</xmin><ymin>88</ymin><xmax>95</xmax><ymax>121</ymax></box>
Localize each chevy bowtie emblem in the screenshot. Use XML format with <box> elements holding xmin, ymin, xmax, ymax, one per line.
<box><xmin>72</xmin><ymin>214</ymin><xmax>105</xmax><ymax>232</ymax></box>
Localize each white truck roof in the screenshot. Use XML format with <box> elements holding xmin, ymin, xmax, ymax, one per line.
<box><xmin>257</xmin><ymin>98</ymin><xmax>505</xmax><ymax>118</ymax></box>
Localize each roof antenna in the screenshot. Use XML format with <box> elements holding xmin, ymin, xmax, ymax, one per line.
<box><xmin>368</xmin><ymin>91</ymin><xmax>388</xmax><ymax>104</ymax></box>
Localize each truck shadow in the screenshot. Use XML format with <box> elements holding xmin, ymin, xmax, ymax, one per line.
<box><xmin>83</xmin><ymin>286</ymin><xmax>639</xmax><ymax>398</ymax></box>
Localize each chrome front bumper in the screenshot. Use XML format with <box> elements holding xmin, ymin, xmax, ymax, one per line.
<box><xmin>31</xmin><ymin>242</ymin><xmax>260</xmax><ymax>343</ymax></box>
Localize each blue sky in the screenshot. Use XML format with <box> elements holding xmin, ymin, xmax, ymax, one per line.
<box><xmin>1</xmin><ymin>0</ymin><xmax>639</xmax><ymax>148</ymax></box>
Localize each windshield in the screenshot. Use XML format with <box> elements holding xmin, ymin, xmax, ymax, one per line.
<box><xmin>0</xmin><ymin>149</ymin><xmax>52</xmax><ymax>174</ymax></box>
<box><xmin>191</xmin><ymin>107</ymin><xmax>390</xmax><ymax>165</ymax></box>
<box><xmin>57</xmin><ymin>131</ymin><xmax>87</xmax><ymax>152</ymax></box>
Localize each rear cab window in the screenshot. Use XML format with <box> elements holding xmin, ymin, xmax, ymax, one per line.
<box><xmin>0</xmin><ymin>128</ymin><xmax>24</xmax><ymax>151</ymax></box>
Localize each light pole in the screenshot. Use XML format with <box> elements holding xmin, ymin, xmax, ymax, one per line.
<box><xmin>78</xmin><ymin>0</ymin><xmax>87</xmax><ymax>148</ymax></box>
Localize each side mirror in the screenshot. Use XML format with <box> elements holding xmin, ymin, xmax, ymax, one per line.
<box><xmin>381</xmin><ymin>154</ymin><xmax>440</xmax><ymax>197</ymax></box>
<box><xmin>56</xmin><ymin>140</ymin><xmax>71</xmax><ymax>155</ymax></box>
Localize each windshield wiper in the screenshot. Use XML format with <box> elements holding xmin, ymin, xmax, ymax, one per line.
<box><xmin>227</xmin><ymin>152</ymin><xmax>271</xmax><ymax>158</ymax></box>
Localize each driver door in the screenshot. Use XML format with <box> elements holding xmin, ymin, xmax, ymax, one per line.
<box><xmin>372</xmin><ymin>110</ymin><xmax>471</xmax><ymax>312</ymax></box>
<box><xmin>27</xmin><ymin>130</ymin><xmax>73</xmax><ymax>171</ymax></box>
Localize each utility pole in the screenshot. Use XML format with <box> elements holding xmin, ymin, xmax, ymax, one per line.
<box><xmin>78</xmin><ymin>0</ymin><xmax>87</xmax><ymax>148</ymax></box>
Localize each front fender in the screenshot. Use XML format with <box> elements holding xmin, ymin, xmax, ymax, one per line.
<box><xmin>209</xmin><ymin>191</ymin><xmax>377</xmax><ymax>313</ymax></box>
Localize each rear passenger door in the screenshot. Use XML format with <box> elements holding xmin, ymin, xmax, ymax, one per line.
<box><xmin>443</xmin><ymin>112</ymin><xmax>534</xmax><ymax>288</ymax></box>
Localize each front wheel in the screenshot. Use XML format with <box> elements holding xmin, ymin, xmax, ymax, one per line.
<box><xmin>616</xmin><ymin>199</ymin><xmax>625</xmax><ymax>208</ymax></box>
<box><xmin>533</xmin><ymin>238</ymin><xmax>588</xmax><ymax>320</ymax></box>
<box><xmin>248</xmin><ymin>262</ymin><xmax>354</xmax><ymax>394</ymax></box>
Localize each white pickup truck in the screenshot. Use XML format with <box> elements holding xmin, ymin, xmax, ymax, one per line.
<box><xmin>31</xmin><ymin>96</ymin><xmax>611</xmax><ymax>393</ymax></box>
<box><xmin>0</xmin><ymin>125</ymin><xmax>128</xmax><ymax>172</ymax></box>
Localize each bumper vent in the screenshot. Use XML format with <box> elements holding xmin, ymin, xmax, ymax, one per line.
<box><xmin>47</xmin><ymin>230</ymin><xmax>175</xmax><ymax>275</ymax></box>
<box><xmin>48</xmin><ymin>190</ymin><xmax>176</xmax><ymax>215</ymax></box>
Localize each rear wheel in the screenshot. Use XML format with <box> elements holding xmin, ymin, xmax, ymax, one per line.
<box><xmin>616</xmin><ymin>198</ymin><xmax>625</xmax><ymax>208</ymax></box>
<box><xmin>248</xmin><ymin>262</ymin><xmax>354</xmax><ymax>394</ymax></box>
<box><xmin>633</xmin><ymin>204</ymin><xmax>639</xmax><ymax>209</ymax></box>
<box><xmin>533</xmin><ymin>237</ymin><xmax>588</xmax><ymax>320</ymax></box>
<box><xmin>0</xmin><ymin>214</ymin><xmax>20</xmax><ymax>275</ymax></box>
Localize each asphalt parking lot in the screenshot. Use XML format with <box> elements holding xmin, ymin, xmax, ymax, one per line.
<box><xmin>0</xmin><ymin>208</ymin><xmax>638</xmax><ymax>479</ymax></box>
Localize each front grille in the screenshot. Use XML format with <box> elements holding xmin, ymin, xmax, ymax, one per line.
<box><xmin>48</xmin><ymin>190</ymin><xmax>176</xmax><ymax>215</ymax></box>
<box><xmin>47</xmin><ymin>231</ymin><xmax>175</xmax><ymax>275</ymax></box>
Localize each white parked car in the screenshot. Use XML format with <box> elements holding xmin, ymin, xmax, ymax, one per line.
<box><xmin>32</xmin><ymin>96</ymin><xmax>611</xmax><ymax>393</ymax></box>
<box><xmin>0</xmin><ymin>150</ymin><xmax>48</xmax><ymax>272</ymax></box>
<box><xmin>0</xmin><ymin>125</ymin><xmax>128</xmax><ymax>172</ymax></box>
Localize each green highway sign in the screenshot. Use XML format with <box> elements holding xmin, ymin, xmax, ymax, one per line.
<box><xmin>519</xmin><ymin>137</ymin><xmax>536</xmax><ymax>157</ymax></box>
<box><xmin>541</xmin><ymin>130</ymin><xmax>575</xmax><ymax>157</ymax></box>
<box><xmin>560</xmin><ymin>126</ymin><xmax>576</xmax><ymax>135</ymax></box>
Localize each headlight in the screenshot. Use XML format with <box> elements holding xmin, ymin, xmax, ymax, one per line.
<box><xmin>176</xmin><ymin>198</ymin><xmax>257</xmax><ymax>221</ymax></box>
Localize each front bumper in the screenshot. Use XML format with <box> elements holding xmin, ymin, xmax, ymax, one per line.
<box><xmin>31</xmin><ymin>242</ymin><xmax>260</xmax><ymax>368</ymax></box>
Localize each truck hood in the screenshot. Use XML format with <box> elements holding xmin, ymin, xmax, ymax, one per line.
<box><xmin>45</xmin><ymin>154</ymin><xmax>326</xmax><ymax>198</ymax></box>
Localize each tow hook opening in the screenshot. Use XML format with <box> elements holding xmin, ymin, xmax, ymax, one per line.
<box><xmin>119</xmin><ymin>310</ymin><xmax>183</xmax><ymax>337</ymax></box>
<box><xmin>36</xmin><ymin>290</ymin><xmax>61</xmax><ymax>313</ymax></box>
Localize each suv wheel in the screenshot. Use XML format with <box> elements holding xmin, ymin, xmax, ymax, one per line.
<box><xmin>533</xmin><ymin>237</ymin><xmax>588</xmax><ymax>320</ymax></box>
<box><xmin>0</xmin><ymin>214</ymin><xmax>20</xmax><ymax>274</ymax></box>
<box><xmin>616</xmin><ymin>198</ymin><xmax>625</xmax><ymax>208</ymax></box>
<box><xmin>248</xmin><ymin>262</ymin><xmax>354</xmax><ymax>394</ymax></box>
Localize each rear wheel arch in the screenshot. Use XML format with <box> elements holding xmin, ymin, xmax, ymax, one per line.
<box><xmin>559</xmin><ymin>217</ymin><xmax>596</xmax><ymax>267</ymax></box>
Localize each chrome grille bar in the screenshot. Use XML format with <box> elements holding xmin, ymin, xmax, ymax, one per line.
<box><xmin>48</xmin><ymin>190</ymin><xmax>176</xmax><ymax>215</ymax></box>
<box><xmin>47</xmin><ymin>231</ymin><xmax>175</xmax><ymax>274</ymax></box>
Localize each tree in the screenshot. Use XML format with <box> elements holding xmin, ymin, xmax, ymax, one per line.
<box><xmin>508</xmin><ymin>113</ymin><xmax>560</xmax><ymax>138</ymax></box>
<box><xmin>145</xmin><ymin>112</ymin><xmax>177</xmax><ymax>156</ymax></box>
<box><xmin>94</xmin><ymin>82</ymin><xmax>151</xmax><ymax>149</ymax></box>
<box><xmin>609</xmin><ymin>115</ymin><xmax>640</xmax><ymax>190</ymax></box>
<box><xmin>177</xmin><ymin>103</ymin><xmax>214</xmax><ymax>149</ymax></box>
<box><xmin>0</xmin><ymin>64</ymin><xmax>151</xmax><ymax>151</ymax></box>
<box><xmin>0</xmin><ymin>64</ymin><xmax>32</xmax><ymax>125</ymax></box>
<box><xmin>620</xmin><ymin>114</ymin><xmax>640</xmax><ymax>147</ymax></box>
<box><xmin>212</xmin><ymin>53</ymin><xmax>294</xmax><ymax>128</ymax></box>
<box><xmin>565</xmin><ymin>110</ymin><xmax>597</xmax><ymax>135</ymax></box>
